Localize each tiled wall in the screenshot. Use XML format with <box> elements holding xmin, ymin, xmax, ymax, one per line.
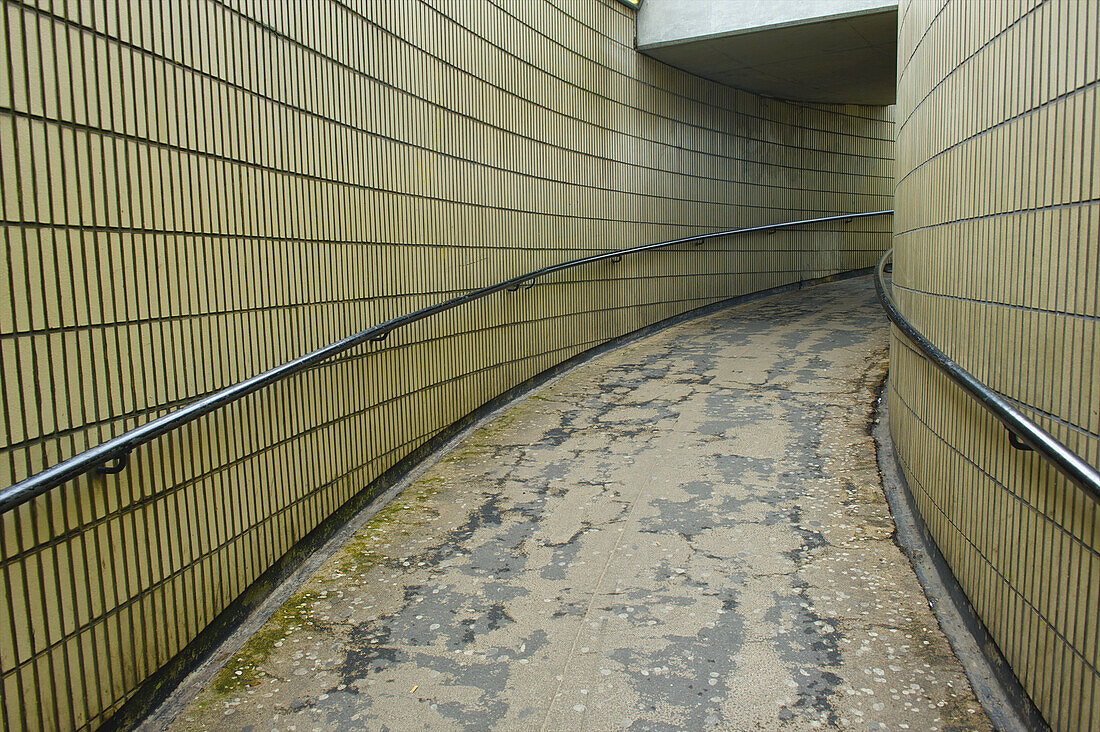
<box><xmin>891</xmin><ymin>0</ymin><xmax>1099</xmax><ymax>728</ymax></box>
<box><xmin>0</xmin><ymin>0</ymin><xmax>893</xmax><ymax>728</ymax></box>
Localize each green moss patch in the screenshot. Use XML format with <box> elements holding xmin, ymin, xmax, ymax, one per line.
<box><xmin>208</xmin><ymin>474</ymin><xmax>448</xmax><ymax>697</ymax></box>
<box><xmin>211</xmin><ymin>591</ymin><xmax>318</xmax><ymax>694</ymax></box>
<box><xmin>329</xmin><ymin>476</ymin><xmax>445</xmax><ymax>577</ymax></box>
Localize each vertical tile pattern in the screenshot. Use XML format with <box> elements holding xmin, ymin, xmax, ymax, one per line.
<box><xmin>891</xmin><ymin>0</ymin><xmax>1099</xmax><ymax>729</ymax></box>
<box><xmin>0</xmin><ymin>0</ymin><xmax>893</xmax><ymax>728</ymax></box>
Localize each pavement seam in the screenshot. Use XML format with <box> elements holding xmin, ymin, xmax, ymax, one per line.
<box><xmin>536</xmin><ymin>448</ymin><xmax>651</xmax><ymax>732</ymax></box>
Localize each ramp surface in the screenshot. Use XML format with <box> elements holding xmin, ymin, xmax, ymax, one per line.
<box><xmin>167</xmin><ymin>277</ymin><xmax>992</xmax><ymax>731</ymax></box>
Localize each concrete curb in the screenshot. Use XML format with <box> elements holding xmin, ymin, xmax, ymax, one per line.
<box><xmin>873</xmin><ymin>385</ymin><xmax>1048</xmax><ymax>732</ymax></box>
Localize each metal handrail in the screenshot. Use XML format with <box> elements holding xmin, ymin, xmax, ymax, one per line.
<box><xmin>0</xmin><ymin>210</ymin><xmax>892</xmax><ymax>513</ymax></box>
<box><xmin>875</xmin><ymin>248</ymin><xmax>1100</xmax><ymax>502</ymax></box>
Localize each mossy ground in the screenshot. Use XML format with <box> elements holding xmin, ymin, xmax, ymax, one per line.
<box><xmin>329</xmin><ymin>475</ymin><xmax>445</xmax><ymax>577</ymax></box>
<box><xmin>206</xmin><ymin>474</ymin><xmax>448</xmax><ymax>699</ymax></box>
<box><xmin>198</xmin><ymin>411</ymin><xmax>517</xmax><ymax>704</ymax></box>
<box><xmin>443</xmin><ymin>413</ymin><xmax>516</xmax><ymax>463</ymax></box>
<box><xmin>210</xmin><ymin>590</ymin><xmax>318</xmax><ymax>694</ymax></box>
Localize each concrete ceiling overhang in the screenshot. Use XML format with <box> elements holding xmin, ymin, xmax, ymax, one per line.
<box><xmin>637</xmin><ymin>1</ymin><xmax>898</xmax><ymax>105</ymax></box>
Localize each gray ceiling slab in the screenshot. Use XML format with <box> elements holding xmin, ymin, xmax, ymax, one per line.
<box><xmin>637</xmin><ymin>0</ymin><xmax>898</xmax><ymax>105</ymax></box>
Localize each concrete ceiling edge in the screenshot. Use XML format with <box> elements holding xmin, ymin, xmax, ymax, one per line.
<box><xmin>636</xmin><ymin>5</ymin><xmax>898</xmax><ymax>52</ymax></box>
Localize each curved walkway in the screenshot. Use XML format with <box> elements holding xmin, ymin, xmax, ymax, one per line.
<box><xmin>166</xmin><ymin>277</ymin><xmax>992</xmax><ymax>731</ymax></box>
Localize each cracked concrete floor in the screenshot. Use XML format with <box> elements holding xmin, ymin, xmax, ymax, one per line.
<box><xmin>167</xmin><ymin>277</ymin><xmax>994</xmax><ymax>731</ymax></box>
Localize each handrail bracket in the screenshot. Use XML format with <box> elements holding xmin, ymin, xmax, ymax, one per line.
<box><xmin>96</xmin><ymin>452</ymin><xmax>131</xmax><ymax>476</ymax></box>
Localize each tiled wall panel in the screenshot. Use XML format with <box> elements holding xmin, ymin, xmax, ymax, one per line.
<box><xmin>0</xmin><ymin>0</ymin><xmax>893</xmax><ymax>728</ymax></box>
<box><xmin>891</xmin><ymin>0</ymin><xmax>1098</xmax><ymax>729</ymax></box>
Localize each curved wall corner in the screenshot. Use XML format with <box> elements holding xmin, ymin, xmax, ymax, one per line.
<box><xmin>0</xmin><ymin>0</ymin><xmax>892</xmax><ymax>728</ymax></box>
<box><xmin>891</xmin><ymin>1</ymin><xmax>1099</xmax><ymax>729</ymax></box>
